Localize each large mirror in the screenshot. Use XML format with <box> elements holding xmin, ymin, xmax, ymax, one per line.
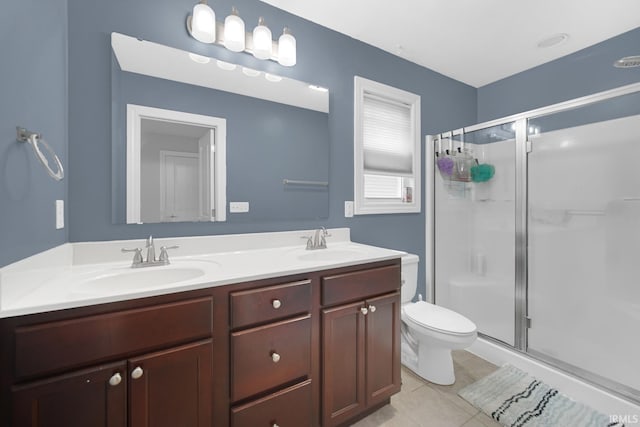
<box><xmin>111</xmin><ymin>33</ymin><xmax>330</xmax><ymax>224</ymax></box>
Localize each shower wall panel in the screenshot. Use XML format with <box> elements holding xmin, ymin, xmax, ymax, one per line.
<box><xmin>434</xmin><ymin>125</ymin><xmax>516</xmax><ymax>345</ymax></box>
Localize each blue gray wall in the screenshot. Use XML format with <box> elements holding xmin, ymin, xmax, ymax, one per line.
<box><xmin>67</xmin><ymin>0</ymin><xmax>478</xmax><ymax>295</ymax></box>
<box><xmin>0</xmin><ymin>0</ymin><xmax>68</xmax><ymax>267</ymax></box>
<box><xmin>478</xmin><ymin>27</ymin><xmax>640</xmax><ymax>122</ymax></box>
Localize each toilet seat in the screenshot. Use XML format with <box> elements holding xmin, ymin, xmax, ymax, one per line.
<box><xmin>403</xmin><ymin>301</ymin><xmax>476</xmax><ymax>336</ymax></box>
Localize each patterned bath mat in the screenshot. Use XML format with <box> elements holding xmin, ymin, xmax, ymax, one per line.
<box><xmin>458</xmin><ymin>364</ymin><xmax>623</xmax><ymax>427</ymax></box>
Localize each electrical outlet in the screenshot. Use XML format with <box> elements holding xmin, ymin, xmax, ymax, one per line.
<box><xmin>344</xmin><ymin>201</ymin><xmax>354</xmax><ymax>218</ymax></box>
<box><xmin>56</xmin><ymin>200</ymin><xmax>64</xmax><ymax>229</ymax></box>
<box><xmin>229</xmin><ymin>202</ymin><xmax>249</xmax><ymax>213</ymax></box>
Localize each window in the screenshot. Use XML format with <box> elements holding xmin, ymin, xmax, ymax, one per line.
<box><xmin>354</xmin><ymin>76</ymin><xmax>421</xmax><ymax>214</ymax></box>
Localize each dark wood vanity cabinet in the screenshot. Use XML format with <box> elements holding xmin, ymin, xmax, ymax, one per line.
<box><xmin>7</xmin><ymin>297</ymin><xmax>214</xmax><ymax>427</ymax></box>
<box><xmin>321</xmin><ymin>266</ymin><xmax>402</xmax><ymax>427</ymax></box>
<box><xmin>12</xmin><ymin>361</ymin><xmax>128</xmax><ymax>427</ymax></box>
<box><xmin>0</xmin><ymin>258</ymin><xmax>401</xmax><ymax>427</ymax></box>
<box><xmin>229</xmin><ymin>279</ymin><xmax>313</xmax><ymax>426</ymax></box>
<box><xmin>12</xmin><ymin>340</ymin><xmax>213</xmax><ymax>427</ymax></box>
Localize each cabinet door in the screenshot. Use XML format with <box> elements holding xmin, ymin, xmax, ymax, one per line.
<box><xmin>129</xmin><ymin>340</ymin><xmax>213</xmax><ymax>427</ymax></box>
<box><xmin>12</xmin><ymin>362</ymin><xmax>127</xmax><ymax>427</ymax></box>
<box><xmin>365</xmin><ymin>292</ymin><xmax>401</xmax><ymax>407</ymax></box>
<box><xmin>322</xmin><ymin>301</ymin><xmax>366</xmax><ymax>427</ymax></box>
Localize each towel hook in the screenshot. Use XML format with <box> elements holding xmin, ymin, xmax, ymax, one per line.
<box><xmin>17</xmin><ymin>127</ymin><xmax>64</xmax><ymax>181</ymax></box>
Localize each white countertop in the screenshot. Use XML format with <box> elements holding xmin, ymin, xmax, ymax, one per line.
<box><xmin>0</xmin><ymin>228</ymin><xmax>404</xmax><ymax>318</ymax></box>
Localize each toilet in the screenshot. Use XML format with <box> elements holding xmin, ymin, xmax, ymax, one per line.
<box><xmin>400</xmin><ymin>254</ymin><xmax>477</xmax><ymax>385</ymax></box>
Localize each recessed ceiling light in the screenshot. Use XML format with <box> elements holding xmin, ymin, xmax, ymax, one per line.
<box><xmin>613</xmin><ymin>55</ymin><xmax>640</xmax><ymax>68</ymax></box>
<box><xmin>537</xmin><ymin>33</ymin><xmax>569</xmax><ymax>48</ymax></box>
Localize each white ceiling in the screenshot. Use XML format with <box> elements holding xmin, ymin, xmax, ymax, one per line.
<box><xmin>260</xmin><ymin>0</ymin><xmax>640</xmax><ymax>87</ymax></box>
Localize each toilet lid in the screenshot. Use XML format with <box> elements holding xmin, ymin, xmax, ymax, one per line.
<box><xmin>404</xmin><ymin>301</ymin><xmax>476</xmax><ymax>335</ymax></box>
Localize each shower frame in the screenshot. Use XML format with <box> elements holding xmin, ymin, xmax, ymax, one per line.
<box><xmin>426</xmin><ymin>81</ymin><xmax>640</xmax><ymax>404</ymax></box>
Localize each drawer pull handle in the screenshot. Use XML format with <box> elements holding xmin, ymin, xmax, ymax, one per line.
<box><xmin>272</xmin><ymin>299</ymin><xmax>282</xmax><ymax>309</ymax></box>
<box><xmin>271</xmin><ymin>352</ymin><xmax>281</xmax><ymax>363</ymax></box>
<box><xmin>272</xmin><ymin>423</ymin><xmax>280</xmax><ymax>427</ymax></box>
<box><xmin>369</xmin><ymin>304</ymin><xmax>377</xmax><ymax>313</ymax></box>
<box><xmin>360</xmin><ymin>307</ymin><xmax>368</xmax><ymax>315</ymax></box>
<box><xmin>109</xmin><ymin>372</ymin><xmax>122</xmax><ymax>386</ymax></box>
<box><xmin>131</xmin><ymin>366</ymin><xmax>144</xmax><ymax>379</ymax></box>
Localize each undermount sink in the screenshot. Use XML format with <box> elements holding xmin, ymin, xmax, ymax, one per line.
<box><xmin>296</xmin><ymin>248</ymin><xmax>368</xmax><ymax>262</ymax></box>
<box><xmin>80</xmin><ymin>267</ymin><xmax>205</xmax><ymax>289</ymax></box>
<box><xmin>69</xmin><ymin>260</ymin><xmax>218</xmax><ymax>294</ymax></box>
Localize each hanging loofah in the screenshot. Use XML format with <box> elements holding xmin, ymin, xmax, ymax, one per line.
<box><xmin>437</xmin><ymin>156</ymin><xmax>454</xmax><ymax>176</ymax></box>
<box><xmin>471</xmin><ymin>163</ymin><xmax>495</xmax><ymax>182</ymax></box>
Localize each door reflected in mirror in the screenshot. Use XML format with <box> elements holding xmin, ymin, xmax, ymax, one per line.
<box><xmin>127</xmin><ymin>105</ymin><xmax>227</xmax><ymax>224</ymax></box>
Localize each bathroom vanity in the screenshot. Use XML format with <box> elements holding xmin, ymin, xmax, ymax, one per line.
<box><xmin>0</xmin><ymin>229</ymin><xmax>402</xmax><ymax>426</ymax></box>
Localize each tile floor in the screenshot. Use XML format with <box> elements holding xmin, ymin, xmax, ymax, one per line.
<box><xmin>353</xmin><ymin>351</ymin><xmax>502</xmax><ymax>427</ymax></box>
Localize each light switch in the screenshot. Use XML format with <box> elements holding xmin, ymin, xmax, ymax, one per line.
<box><xmin>344</xmin><ymin>201</ymin><xmax>354</xmax><ymax>218</ymax></box>
<box><xmin>229</xmin><ymin>202</ymin><xmax>249</xmax><ymax>213</ymax></box>
<box><xmin>56</xmin><ymin>200</ymin><xmax>64</xmax><ymax>229</ymax></box>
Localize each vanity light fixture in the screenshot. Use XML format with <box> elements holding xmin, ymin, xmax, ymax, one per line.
<box><xmin>278</xmin><ymin>27</ymin><xmax>296</xmax><ymax>66</ymax></box>
<box><xmin>252</xmin><ymin>17</ymin><xmax>272</xmax><ymax>60</ymax></box>
<box><xmin>189</xmin><ymin>0</ymin><xmax>216</xmax><ymax>43</ymax></box>
<box><xmin>186</xmin><ymin>3</ymin><xmax>297</xmax><ymax>67</ymax></box>
<box><xmin>224</xmin><ymin>7</ymin><xmax>245</xmax><ymax>52</ymax></box>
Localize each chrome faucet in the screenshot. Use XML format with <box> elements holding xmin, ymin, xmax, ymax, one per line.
<box><xmin>146</xmin><ymin>235</ymin><xmax>156</xmax><ymax>263</ymax></box>
<box><xmin>302</xmin><ymin>227</ymin><xmax>331</xmax><ymax>250</ymax></box>
<box><xmin>122</xmin><ymin>235</ymin><xmax>179</xmax><ymax>268</ymax></box>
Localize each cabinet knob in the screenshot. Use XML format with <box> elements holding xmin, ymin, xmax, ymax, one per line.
<box><xmin>360</xmin><ymin>307</ymin><xmax>368</xmax><ymax>315</ymax></box>
<box><xmin>131</xmin><ymin>366</ymin><xmax>144</xmax><ymax>379</ymax></box>
<box><xmin>108</xmin><ymin>372</ymin><xmax>122</xmax><ymax>386</ymax></box>
<box><xmin>272</xmin><ymin>299</ymin><xmax>282</xmax><ymax>309</ymax></box>
<box><xmin>369</xmin><ymin>305</ymin><xmax>376</xmax><ymax>313</ymax></box>
<box><xmin>272</xmin><ymin>423</ymin><xmax>280</xmax><ymax>427</ymax></box>
<box><xmin>271</xmin><ymin>352</ymin><xmax>281</xmax><ymax>363</ymax></box>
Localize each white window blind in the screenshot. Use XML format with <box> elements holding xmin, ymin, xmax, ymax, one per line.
<box><xmin>362</xmin><ymin>93</ymin><xmax>413</xmax><ymax>175</ymax></box>
<box><xmin>363</xmin><ymin>174</ymin><xmax>402</xmax><ymax>199</ymax></box>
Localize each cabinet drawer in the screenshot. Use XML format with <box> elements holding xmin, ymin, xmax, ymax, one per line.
<box><xmin>230</xmin><ymin>279</ymin><xmax>311</xmax><ymax>329</ymax></box>
<box><xmin>231</xmin><ymin>379</ymin><xmax>311</xmax><ymax>427</ymax></box>
<box><xmin>322</xmin><ymin>264</ymin><xmax>400</xmax><ymax>306</ymax></box>
<box><xmin>231</xmin><ymin>315</ymin><xmax>311</xmax><ymax>402</ymax></box>
<box><xmin>15</xmin><ymin>297</ymin><xmax>213</xmax><ymax>379</ymax></box>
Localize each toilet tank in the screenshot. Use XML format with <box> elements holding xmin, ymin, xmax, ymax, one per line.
<box><xmin>401</xmin><ymin>254</ymin><xmax>420</xmax><ymax>304</ymax></box>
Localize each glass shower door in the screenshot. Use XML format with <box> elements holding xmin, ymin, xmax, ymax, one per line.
<box><xmin>434</xmin><ymin>123</ymin><xmax>516</xmax><ymax>346</ymax></box>
<box><xmin>527</xmin><ymin>95</ymin><xmax>640</xmax><ymax>400</ymax></box>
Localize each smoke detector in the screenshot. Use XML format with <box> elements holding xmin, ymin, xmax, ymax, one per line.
<box><xmin>537</xmin><ymin>33</ymin><xmax>569</xmax><ymax>48</ymax></box>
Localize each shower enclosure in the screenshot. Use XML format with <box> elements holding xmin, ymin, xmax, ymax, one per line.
<box><xmin>428</xmin><ymin>82</ymin><xmax>640</xmax><ymax>404</ymax></box>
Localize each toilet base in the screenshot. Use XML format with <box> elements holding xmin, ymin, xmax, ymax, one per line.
<box><xmin>416</xmin><ymin>342</ymin><xmax>455</xmax><ymax>385</ymax></box>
